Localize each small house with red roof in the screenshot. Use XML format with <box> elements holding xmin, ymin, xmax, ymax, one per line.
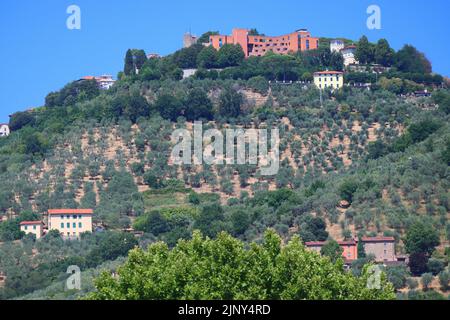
<box><xmin>305</xmin><ymin>239</ymin><xmax>358</xmax><ymax>262</ymax></box>
<box><xmin>305</xmin><ymin>236</ymin><xmax>397</xmax><ymax>263</ymax></box>
<box><xmin>20</xmin><ymin>221</ymin><xmax>43</xmax><ymax>239</ymax></box>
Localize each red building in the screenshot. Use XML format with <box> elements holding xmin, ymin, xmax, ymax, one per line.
<box><xmin>209</xmin><ymin>28</ymin><xmax>319</xmax><ymax>58</ymax></box>
<box><xmin>305</xmin><ymin>240</ymin><xmax>358</xmax><ymax>262</ymax></box>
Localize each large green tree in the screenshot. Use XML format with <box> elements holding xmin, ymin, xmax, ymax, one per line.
<box><xmin>355</xmin><ymin>36</ymin><xmax>375</xmax><ymax>64</ymax></box>
<box><xmin>320</xmin><ymin>240</ymin><xmax>344</xmax><ymax>263</ymax></box>
<box><xmin>218</xmin><ymin>86</ymin><xmax>243</xmax><ymax>118</ymax></box>
<box><xmin>374</xmin><ymin>39</ymin><xmax>395</xmax><ymax>67</ymax></box>
<box><xmin>394</xmin><ymin>45</ymin><xmax>432</xmax><ymax>73</ymax></box>
<box><xmin>87</xmin><ymin>230</ymin><xmax>395</xmax><ymax>300</ymax></box>
<box><xmin>197</xmin><ymin>46</ymin><xmax>218</xmax><ymax>68</ymax></box>
<box><xmin>184</xmin><ymin>88</ymin><xmax>213</xmax><ymax>121</ymax></box>
<box><xmin>404</xmin><ymin>222</ymin><xmax>440</xmax><ymax>256</ymax></box>
<box><xmin>218</xmin><ymin>44</ymin><xmax>245</xmax><ymax>68</ymax></box>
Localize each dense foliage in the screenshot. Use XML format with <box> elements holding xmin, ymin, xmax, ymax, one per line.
<box><xmin>87</xmin><ymin>230</ymin><xmax>395</xmax><ymax>300</ymax></box>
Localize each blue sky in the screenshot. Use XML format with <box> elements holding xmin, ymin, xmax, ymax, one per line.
<box><xmin>0</xmin><ymin>0</ymin><xmax>449</xmax><ymax>122</ymax></box>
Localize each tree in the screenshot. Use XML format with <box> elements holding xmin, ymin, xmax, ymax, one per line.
<box><xmin>218</xmin><ymin>44</ymin><xmax>245</xmax><ymax>68</ymax></box>
<box><xmin>320</xmin><ymin>240</ymin><xmax>343</xmax><ymax>263</ymax></box>
<box><xmin>134</xmin><ymin>211</ymin><xmax>170</xmax><ymax>236</ymax></box>
<box><xmin>339</xmin><ymin>179</ymin><xmax>359</xmax><ymax>203</ymax></box>
<box><xmin>426</xmin><ymin>258</ymin><xmax>445</xmax><ymax>276</ymax></box>
<box><xmin>87</xmin><ymin>232</ymin><xmax>138</xmax><ymax>267</ymax></box>
<box><xmin>355</xmin><ymin>36</ymin><xmax>374</xmax><ymax>64</ymax></box>
<box><xmin>9</xmin><ymin>111</ymin><xmax>35</xmax><ymax>131</ymax></box>
<box><xmin>374</xmin><ymin>39</ymin><xmax>395</xmax><ymax>67</ymax></box>
<box><xmin>184</xmin><ymin>88</ymin><xmax>213</xmax><ymax>121</ymax></box>
<box><xmin>193</xmin><ymin>203</ymin><xmax>225</xmax><ymax>238</ymax></box>
<box><xmin>385</xmin><ymin>265</ymin><xmax>409</xmax><ymax>290</ymax></box>
<box><xmin>87</xmin><ymin>230</ymin><xmax>395</xmax><ymax>300</ymax></box>
<box><xmin>197</xmin><ymin>46</ymin><xmax>218</xmax><ymax>69</ymax></box>
<box><xmin>394</xmin><ymin>45</ymin><xmax>432</xmax><ymax>74</ymax></box>
<box><xmin>197</xmin><ymin>31</ymin><xmax>219</xmax><ymax>44</ymax></box>
<box><xmin>124</xmin><ymin>49</ymin><xmax>147</xmax><ymax>75</ymax></box>
<box><xmin>154</xmin><ymin>94</ymin><xmax>183</xmax><ymax>121</ymax></box>
<box><xmin>404</xmin><ymin>222</ymin><xmax>440</xmax><ymax>256</ymax></box>
<box><xmin>357</xmin><ymin>237</ymin><xmax>366</xmax><ymax>258</ymax></box>
<box><xmin>421</xmin><ymin>273</ymin><xmax>433</xmax><ymax>291</ymax></box>
<box><xmin>438</xmin><ymin>270</ymin><xmax>449</xmax><ymax>291</ymax></box>
<box><xmin>124</xmin><ymin>49</ymin><xmax>135</xmax><ymax>76</ymax></box>
<box><xmin>173</xmin><ymin>44</ymin><xmax>204</xmax><ymax>69</ymax></box>
<box><xmin>230</xmin><ymin>209</ymin><xmax>251</xmax><ymax>236</ymax></box>
<box><xmin>409</xmin><ymin>252</ymin><xmax>429</xmax><ymax>276</ymax></box>
<box><xmin>218</xmin><ymin>86</ymin><xmax>243</xmax><ymax>118</ymax></box>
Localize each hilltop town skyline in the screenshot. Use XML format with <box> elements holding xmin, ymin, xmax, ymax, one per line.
<box><xmin>1</xmin><ymin>0</ymin><xmax>450</xmax><ymax>122</ymax></box>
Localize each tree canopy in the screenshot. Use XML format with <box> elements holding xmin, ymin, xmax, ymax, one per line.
<box><xmin>87</xmin><ymin>230</ymin><xmax>395</xmax><ymax>300</ymax></box>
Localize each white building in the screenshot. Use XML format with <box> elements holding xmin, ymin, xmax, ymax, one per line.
<box><xmin>20</xmin><ymin>221</ymin><xmax>44</xmax><ymax>239</ymax></box>
<box><xmin>0</xmin><ymin>124</ymin><xmax>10</xmax><ymax>137</ymax></box>
<box><xmin>48</xmin><ymin>209</ymin><xmax>93</xmax><ymax>238</ymax></box>
<box><xmin>81</xmin><ymin>75</ymin><xmax>116</xmax><ymax>90</ymax></box>
<box><xmin>341</xmin><ymin>45</ymin><xmax>358</xmax><ymax>66</ymax></box>
<box><xmin>330</xmin><ymin>39</ymin><xmax>345</xmax><ymax>53</ymax></box>
<box><xmin>95</xmin><ymin>75</ymin><xmax>116</xmax><ymax>90</ymax></box>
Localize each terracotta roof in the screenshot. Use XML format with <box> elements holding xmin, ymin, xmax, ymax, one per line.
<box><xmin>362</xmin><ymin>236</ymin><xmax>395</xmax><ymax>242</ymax></box>
<box><xmin>82</xmin><ymin>76</ymin><xmax>95</xmax><ymax>80</ymax></box>
<box><xmin>305</xmin><ymin>241</ymin><xmax>326</xmax><ymax>246</ymax></box>
<box><xmin>305</xmin><ymin>240</ymin><xmax>357</xmax><ymax>246</ymax></box>
<box><xmin>48</xmin><ymin>209</ymin><xmax>94</xmax><ymax>215</ymax></box>
<box><xmin>314</xmin><ymin>71</ymin><xmax>343</xmax><ymax>75</ymax></box>
<box><xmin>20</xmin><ymin>221</ymin><xmax>42</xmax><ymax>226</ymax></box>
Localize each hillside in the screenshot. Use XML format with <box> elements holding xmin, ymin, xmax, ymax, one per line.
<box><xmin>0</xmin><ymin>38</ymin><xmax>449</xmax><ymax>300</ymax></box>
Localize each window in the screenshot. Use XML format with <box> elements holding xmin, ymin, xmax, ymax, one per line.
<box><xmin>306</xmin><ymin>39</ymin><xmax>310</xmax><ymax>50</ymax></box>
<box><xmin>33</xmin><ymin>225</ymin><xmax>36</xmax><ymax>230</ymax></box>
<box><xmin>78</xmin><ymin>215</ymin><xmax>82</xmax><ymax>219</ymax></box>
<box><xmin>61</xmin><ymin>215</ymin><xmax>64</xmax><ymax>219</ymax></box>
<box><xmin>73</xmin><ymin>223</ymin><xmax>76</xmax><ymax>228</ymax></box>
<box><xmin>67</xmin><ymin>223</ymin><xmax>70</xmax><ymax>228</ymax></box>
<box><xmin>73</xmin><ymin>215</ymin><xmax>77</xmax><ymax>219</ymax></box>
<box><xmin>24</xmin><ymin>226</ymin><xmax>28</xmax><ymax>230</ymax></box>
<box><xmin>61</xmin><ymin>223</ymin><xmax>64</xmax><ymax>228</ymax></box>
<box><xmin>79</xmin><ymin>222</ymin><xmax>82</xmax><ymax>228</ymax></box>
<box><xmin>66</xmin><ymin>215</ymin><xmax>70</xmax><ymax>219</ymax></box>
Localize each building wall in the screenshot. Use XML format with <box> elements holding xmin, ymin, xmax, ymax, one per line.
<box><xmin>48</xmin><ymin>214</ymin><xmax>92</xmax><ymax>238</ymax></box>
<box><xmin>306</xmin><ymin>242</ymin><xmax>358</xmax><ymax>261</ymax></box>
<box><xmin>210</xmin><ymin>29</ymin><xmax>318</xmax><ymax>58</ymax></box>
<box><xmin>342</xmin><ymin>48</ymin><xmax>358</xmax><ymax>66</ymax></box>
<box><xmin>314</xmin><ymin>72</ymin><xmax>344</xmax><ymax>89</ymax></box>
<box><xmin>364</xmin><ymin>241</ymin><xmax>396</xmax><ymax>262</ymax></box>
<box><xmin>330</xmin><ymin>40</ymin><xmax>345</xmax><ymax>53</ymax></box>
<box><xmin>20</xmin><ymin>224</ymin><xmax>43</xmax><ymax>239</ymax></box>
<box><xmin>183</xmin><ymin>33</ymin><xmax>198</xmax><ymax>48</ymax></box>
<box><xmin>341</xmin><ymin>244</ymin><xmax>358</xmax><ymax>260</ymax></box>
